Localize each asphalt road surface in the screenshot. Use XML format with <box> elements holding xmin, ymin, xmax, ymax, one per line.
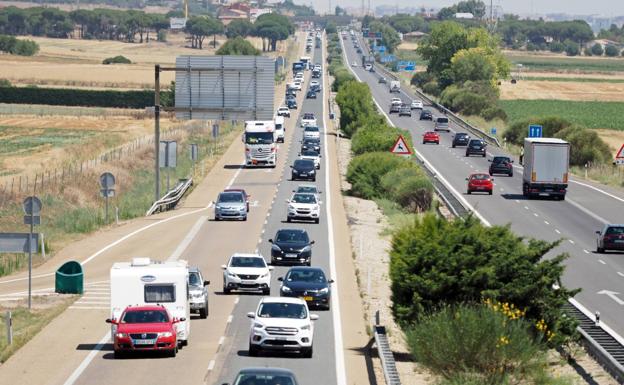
<box><xmin>343</xmin><ymin>34</ymin><xmax>624</xmax><ymax>340</ymax></box>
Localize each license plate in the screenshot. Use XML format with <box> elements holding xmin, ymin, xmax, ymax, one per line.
<box><xmin>539</xmin><ymin>193</ymin><xmax>549</xmax><ymax>196</ymax></box>
<box><xmin>615</xmin><ymin>240</ymin><xmax>624</xmax><ymax>243</ymax></box>
<box><xmin>300</xmin><ymin>173</ymin><xmax>307</xmax><ymax>177</ymax></box>
<box><xmin>286</xmin><ymin>253</ymin><xmax>297</xmax><ymax>258</ymax></box>
<box><xmin>303</xmin><ymin>296</ymin><xmax>313</xmax><ymax>301</ymax></box>
<box><xmin>242</xmin><ymin>280</ymin><xmax>255</xmax><ymax>285</ymax></box>
<box><xmin>133</xmin><ymin>339</ymin><xmax>155</xmax><ymax>345</ymax></box>
<box><xmin>275</xmin><ymin>336</ymin><xmax>288</xmax><ymax>341</ymax></box>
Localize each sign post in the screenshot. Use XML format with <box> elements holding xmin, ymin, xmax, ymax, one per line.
<box><xmin>99</xmin><ymin>172</ymin><xmax>116</xmax><ymax>223</ymax></box>
<box><xmin>23</xmin><ymin>196</ymin><xmax>42</xmax><ymax>310</ymax></box>
<box><xmin>159</xmin><ymin>140</ymin><xmax>177</xmax><ymax>192</ymax></box>
<box><xmin>190</xmin><ymin>143</ymin><xmax>198</xmax><ymax>175</ymax></box>
<box><xmin>528</xmin><ymin>124</ymin><xmax>543</xmax><ymax>138</ymax></box>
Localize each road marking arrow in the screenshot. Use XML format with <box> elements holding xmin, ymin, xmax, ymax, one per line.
<box><xmin>598</xmin><ymin>290</ymin><xmax>624</xmax><ymax>305</ymax></box>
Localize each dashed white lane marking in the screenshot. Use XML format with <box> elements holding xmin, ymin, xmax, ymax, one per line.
<box><xmin>533</xmin><ymin>213</ymin><xmax>539</xmax><ymax>217</ymax></box>
<box><xmin>207</xmin><ymin>360</ymin><xmax>216</xmax><ymax>372</ymax></box>
<box><xmin>234</xmin><ymin>297</ymin><xmax>240</xmax><ymax>305</ymax></box>
<box><xmin>218</xmin><ymin>336</ymin><xmax>225</xmax><ymax>346</ymax></box>
<box><xmin>618</xmin><ymin>272</ymin><xmax>624</xmax><ymax>278</ymax></box>
<box><xmin>514</xmin><ymin>200</ymin><xmax>520</xmax><ymax>203</ymax></box>
<box><xmin>583</xmin><ymin>249</ymin><xmax>590</xmax><ymax>254</ymax></box>
<box><xmin>227</xmin><ymin>315</ymin><xmax>233</xmax><ymax>324</ymax></box>
<box><xmin>555</xmin><ymin>229</ymin><xmax>561</xmax><ymax>234</ymax></box>
<box><xmin>544</xmin><ymin>220</ymin><xmax>550</xmax><ymax>225</ymax></box>
<box><xmin>599</xmin><ymin>259</ymin><xmax>607</xmax><ymax>265</ymax></box>
<box><xmin>569</xmin><ymin>239</ymin><xmax>575</xmax><ymax>244</ymax></box>
<box><xmin>524</xmin><ymin>206</ymin><xmax>529</xmax><ymax>210</ymax></box>
<box><xmin>499</xmin><ymin>188</ymin><xmax>504</xmax><ymax>192</ymax></box>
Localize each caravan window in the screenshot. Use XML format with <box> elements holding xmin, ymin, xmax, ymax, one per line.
<box><xmin>144</xmin><ymin>284</ymin><xmax>175</xmax><ymax>303</ymax></box>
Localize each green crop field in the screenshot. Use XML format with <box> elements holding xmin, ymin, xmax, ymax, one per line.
<box><xmin>499</xmin><ymin>100</ymin><xmax>624</xmax><ymax>130</ymax></box>
<box><xmin>507</xmin><ymin>55</ymin><xmax>624</xmax><ymax>73</ymax></box>
<box><xmin>0</xmin><ymin>127</ymin><xmax>97</xmax><ymax>155</ymax></box>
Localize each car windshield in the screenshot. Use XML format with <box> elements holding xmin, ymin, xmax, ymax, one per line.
<box><xmin>231</xmin><ymin>256</ymin><xmax>266</xmax><ymax>268</ymax></box>
<box><xmin>188</xmin><ymin>272</ymin><xmax>201</xmax><ymax>287</ymax></box>
<box><xmin>469</xmin><ymin>140</ymin><xmax>483</xmax><ymax>147</ymax></box>
<box><xmin>457</xmin><ymin>133</ymin><xmax>468</xmax><ymax>138</ymax></box>
<box><xmin>276</xmin><ymin>230</ymin><xmax>309</xmax><ymax>243</ymax></box>
<box><xmin>605</xmin><ymin>226</ymin><xmax>624</xmax><ymax>235</ymax></box>
<box><xmin>121</xmin><ymin>310</ymin><xmax>169</xmax><ymax>323</ymax></box>
<box><xmin>234</xmin><ymin>374</ymin><xmax>296</xmax><ymax>385</ymax></box>
<box><xmin>296</xmin><ymin>186</ymin><xmax>318</xmax><ymax>194</ymax></box>
<box><xmin>437</xmin><ymin>118</ymin><xmax>449</xmax><ymax>123</ymax></box>
<box><xmin>292</xmin><ymin>194</ymin><xmax>316</xmax><ymax>204</ymax></box>
<box><xmin>303</xmin><ymin>113</ymin><xmax>314</xmax><ymax>119</ymax></box>
<box><xmin>493</xmin><ymin>157</ymin><xmax>510</xmax><ymax>164</ymax></box>
<box><xmin>219</xmin><ymin>193</ymin><xmax>244</xmax><ymax>203</ymax></box>
<box><xmin>258</xmin><ymin>302</ymin><xmax>307</xmax><ymax>319</ymax></box>
<box><xmin>471</xmin><ymin>174</ymin><xmax>490</xmax><ymax>181</ymax></box>
<box><xmin>301</xmin><ymin>150</ymin><xmax>318</xmax><ymax>157</ymax></box>
<box><xmin>304</xmin><ymin>126</ymin><xmax>319</xmax><ymax>132</ymax></box>
<box><xmin>246</xmin><ymin>132</ymin><xmax>274</xmax><ymax>145</ymax></box>
<box><xmin>286</xmin><ymin>269</ymin><xmax>326</xmax><ymax>283</ymax></box>
<box><xmin>294</xmin><ymin>160</ymin><xmax>314</xmax><ymax>169</ymax></box>
<box><xmin>422</xmin><ymin>110</ymin><xmax>430</xmax><ymax>114</ymax></box>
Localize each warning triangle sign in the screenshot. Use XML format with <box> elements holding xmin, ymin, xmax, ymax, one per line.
<box><xmin>616</xmin><ymin>144</ymin><xmax>624</xmax><ymax>159</ymax></box>
<box><xmin>390</xmin><ymin>135</ymin><xmax>412</xmax><ymax>155</ymax></box>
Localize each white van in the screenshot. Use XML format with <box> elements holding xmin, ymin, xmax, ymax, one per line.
<box><xmin>434</xmin><ymin>117</ymin><xmax>450</xmax><ymax>132</ymax></box>
<box><xmin>274</xmin><ymin>116</ymin><xmax>285</xmax><ymax>143</ymax></box>
<box><xmin>110</xmin><ymin>258</ymin><xmax>191</xmax><ymax>345</ymax></box>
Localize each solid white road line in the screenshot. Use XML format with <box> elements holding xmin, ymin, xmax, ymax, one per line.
<box><xmin>599</xmin><ymin>260</ymin><xmax>607</xmax><ymax>265</ymax></box>
<box><xmin>62</xmin><ymin>331</ymin><xmax>110</xmax><ymax>385</ymax></box>
<box><xmin>617</xmin><ymin>272</ymin><xmax>624</xmax><ymax>278</ymax></box>
<box><xmin>167</xmin><ymin>215</ymin><xmax>208</xmax><ymax>262</ymax></box>
<box><xmin>327</xmin><ymin>33</ymin><xmax>348</xmax><ymax>385</ymax></box>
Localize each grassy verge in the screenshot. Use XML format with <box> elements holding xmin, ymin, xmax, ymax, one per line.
<box><xmin>0</xmin><ymin>123</ymin><xmax>241</xmax><ymax>277</ymax></box>
<box><xmin>375</xmin><ymin>198</ymin><xmax>421</xmax><ymax>236</ymax></box>
<box><xmin>499</xmin><ymin>99</ymin><xmax>624</xmax><ymax>130</ymax></box>
<box><xmin>507</xmin><ymin>55</ymin><xmax>624</xmax><ymax>73</ymax></box>
<box><xmin>0</xmin><ymin>296</ymin><xmax>76</xmax><ymax>362</ymax></box>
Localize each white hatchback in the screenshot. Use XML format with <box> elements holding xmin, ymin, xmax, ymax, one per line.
<box><xmin>222</xmin><ymin>254</ymin><xmax>273</xmax><ymax>295</ymax></box>
<box><xmin>302</xmin><ymin>126</ymin><xmax>320</xmax><ymax>140</ymax></box>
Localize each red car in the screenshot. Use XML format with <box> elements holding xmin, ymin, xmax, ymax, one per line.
<box><xmin>106</xmin><ymin>305</ymin><xmax>184</xmax><ymax>358</ymax></box>
<box><xmin>466</xmin><ymin>173</ymin><xmax>494</xmax><ymax>195</ymax></box>
<box><xmin>224</xmin><ymin>188</ymin><xmax>251</xmax><ymax>211</ymax></box>
<box><xmin>422</xmin><ymin>131</ymin><xmax>440</xmax><ymax>145</ymax></box>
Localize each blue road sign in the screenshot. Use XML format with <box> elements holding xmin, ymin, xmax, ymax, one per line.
<box><xmin>528</xmin><ymin>124</ymin><xmax>543</xmax><ymax>138</ymax></box>
<box><xmin>396</xmin><ymin>61</ymin><xmax>416</xmax><ymax>71</ymax></box>
<box><xmin>380</xmin><ymin>55</ymin><xmax>396</xmax><ymax>63</ymax></box>
<box><xmin>490</xmin><ymin>127</ymin><xmax>497</xmax><ymax>135</ymax></box>
<box><xmin>375</xmin><ymin>45</ymin><xmax>387</xmax><ymax>53</ymax></box>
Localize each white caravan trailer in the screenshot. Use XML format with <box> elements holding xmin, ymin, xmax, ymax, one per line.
<box><xmin>109</xmin><ymin>258</ymin><xmax>190</xmax><ymax>345</ymax></box>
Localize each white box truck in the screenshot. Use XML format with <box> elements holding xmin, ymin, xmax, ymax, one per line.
<box><xmin>110</xmin><ymin>258</ymin><xmax>191</xmax><ymax>345</ymax></box>
<box><xmin>522</xmin><ymin>138</ymin><xmax>570</xmax><ymax>200</ymax></box>
<box><xmin>390</xmin><ymin>80</ymin><xmax>401</xmax><ymax>93</ymax></box>
<box><xmin>243</xmin><ymin>120</ymin><xmax>276</xmax><ymax>167</ymax></box>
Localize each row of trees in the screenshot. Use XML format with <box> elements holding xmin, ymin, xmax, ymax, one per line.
<box><xmin>499</xmin><ymin>17</ymin><xmax>594</xmax><ymax>51</ymax></box>
<box><xmin>587</xmin><ymin>43</ymin><xmax>622</xmax><ymax>57</ymax></box>
<box><xmin>598</xmin><ymin>23</ymin><xmax>624</xmax><ymax>44</ymax></box>
<box><xmin>0</xmin><ymin>34</ymin><xmax>39</xmax><ymax>56</ymax></box>
<box><xmin>438</xmin><ymin>0</ymin><xmax>487</xmax><ymax>20</ymax></box>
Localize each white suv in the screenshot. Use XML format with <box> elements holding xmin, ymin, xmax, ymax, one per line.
<box><xmin>302</xmin><ymin>126</ymin><xmax>320</xmax><ymax>140</ymax></box>
<box><xmin>247</xmin><ymin>297</ymin><xmax>318</xmax><ymax>357</ymax></box>
<box><xmin>287</xmin><ymin>193</ymin><xmax>320</xmax><ymax>223</ymax></box>
<box><xmin>222</xmin><ymin>254</ymin><xmax>273</xmax><ymax>295</ymax></box>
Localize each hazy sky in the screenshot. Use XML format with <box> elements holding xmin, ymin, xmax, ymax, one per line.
<box><xmin>297</xmin><ymin>0</ymin><xmax>624</xmax><ymax>16</ymax></box>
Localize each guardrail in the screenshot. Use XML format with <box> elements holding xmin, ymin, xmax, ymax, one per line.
<box><xmin>146</xmin><ymin>178</ymin><xmax>193</xmax><ymax>216</ymax></box>
<box><xmin>371</xmin><ymin>63</ymin><xmax>501</xmax><ymax>147</ymax></box>
<box><xmin>373</xmin><ymin>322</ymin><xmax>402</xmax><ymax>385</ymax></box>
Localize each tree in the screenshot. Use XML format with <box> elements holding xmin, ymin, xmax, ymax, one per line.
<box><xmin>216</xmin><ymin>36</ymin><xmax>260</xmax><ymax>55</ymax></box>
<box><xmin>368</xmin><ymin>20</ymin><xmax>401</xmax><ymax>53</ymax></box>
<box><xmin>325</xmin><ymin>21</ymin><xmax>337</xmax><ymax>34</ymax></box>
<box><xmin>390</xmin><ymin>214</ymin><xmax>579</xmax><ymax>346</ymax></box>
<box><xmin>437</xmin><ymin>6</ymin><xmax>457</xmax><ymax>20</ymax></box>
<box><xmin>564</xmin><ymin>39</ymin><xmax>580</xmax><ymax>56</ymax></box>
<box><xmin>418</xmin><ymin>21</ymin><xmax>468</xmax><ymax>76</ymax></box>
<box><xmin>253</xmin><ymin>13</ymin><xmax>293</xmax><ymax>51</ymax></box>
<box><xmin>591</xmin><ymin>43</ymin><xmax>604</xmax><ymax>56</ymax></box>
<box><xmin>225</xmin><ymin>19</ymin><xmax>253</xmax><ymax>39</ymax></box>
<box><xmin>456</xmin><ymin>0</ymin><xmax>486</xmax><ymax>19</ymax></box>
<box><xmin>150</xmin><ymin>14</ymin><xmax>170</xmax><ymax>42</ymax></box>
<box><xmin>450</xmin><ymin>48</ymin><xmax>496</xmax><ymax>84</ymax></box>
<box><xmin>186</xmin><ymin>16</ymin><xmax>223</xmax><ymax>49</ymax></box>
<box><xmin>605</xmin><ymin>44</ymin><xmax>619</xmax><ymax>57</ymax></box>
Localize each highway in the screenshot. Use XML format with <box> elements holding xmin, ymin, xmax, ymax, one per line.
<box><xmin>342</xmin><ymin>34</ymin><xmax>624</xmax><ymax>339</ymax></box>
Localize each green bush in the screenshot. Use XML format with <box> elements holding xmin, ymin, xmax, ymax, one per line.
<box><xmin>0</xmin><ymin>79</ymin><xmax>11</xmax><ymax>87</ymax></box>
<box><xmin>157</xmin><ymin>30</ymin><xmax>167</xmax><ymax>42</ymax></box>
<box><xmin>422</xmin><ymin>80</ymin><xmax>441</xmax><ymax>96</ymax></box>
<box><xmin>351</xmin><ymin>118</ymin><xmax>408</xmax><ymax>155</ymax></box>
<box><xmin>549</xmin><ymin>41</ymin><xmax>565</xmax><ymax>53</ymax></box>
<box><xmin>346</xmin><ymin>152</ymin><xmax>414</xmax><ymax>199</ymax></box>
<box><xmin>332</xmin><ymin>67</ymin><xmax>355</xmax><ymax>92</ymax></box>
<box><xmin>526</xmin><ymin>42</ymin><xmax>539</xmax><ymax>51</ymax></box>
<box><xmin>390</xmin><ymin>214</ymin><xmax>579</xmax><ymax>346</ymax></box>
<box><xmin>380</xmin><ymin>167</ymin><xmax>433</xmax><ymax>212</ymax></box>
<box><xmin>480</xmin><ymin>106</ymin><xmax>507</xmax><ymax>121</ymax></box>
<box><xmin>564</xmin><ymin>40</ymin><xmax>580</xmax><ymax>56</ymax></box>
<box><xmin>216</xmin><ymin>36</ymin><xmax>260</xmax><ymax>55</ymax></box>
<box><xmin>407</xmin><ymin>305</ymin><xmax>572</xmax><ymax>385</ymax></box>
<box><xmin>502</xmin><ymin>116</ymin><xmax>573</xmax><ymax>145</ymax></box>
<box><xmin>335</xmin><ymin>80</ymin><xmax>376</xmax><ymax>137</ymax></box>
<box><xmin>102</xmin><ymin>55</ymin><xmax>132</xmax><ymax>64</ymax></box>
<box><xmin>0</xmin><ymin>35</ymin><xmax>39</xmax><ymax>56</ymax></box>
<box><xmin>555</xmin><ymin>125</ymin><xmax>612</xmax><ymax>166</ymax></box>
<box><xmin>605</xmin><ymin>45</ymin><xmax>620</xmax><ymax>57</ymax></box>
<box><xmin>591</xmin><ymin>43</ymin><xmax>603</xmax><ymax>56</ymax></box>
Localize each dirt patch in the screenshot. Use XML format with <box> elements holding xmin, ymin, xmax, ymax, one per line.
<box><xmin>500</xmin><ymin>80</ymin><xmax>624</xmax><ymax>101</ymax></box>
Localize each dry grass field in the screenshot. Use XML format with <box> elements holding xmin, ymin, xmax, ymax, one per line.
<box><xmin>0</xmin><ymin>1</ymin><xmax>170</xmax><ymax>13</ymax></box>
<box><xmin>0</xmin><ymin>33</ymin><xmax>285</xmax><ymax>89</ymax></box>
<box><xmin>500</xmin><ymin>79</ymin><xmax>624</xmax><ymax>101</ymax></box>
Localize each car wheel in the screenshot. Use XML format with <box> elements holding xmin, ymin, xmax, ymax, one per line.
<box><xmin>301</xmin><ymin>346</ymin><xmax>313</xmax><ymax>358</ymax></box>
<box><xmin>482</xmin><ymin>153</ymin><xmax>486</xmax><ymax>157</ymax></box>
<box><xmin>249</xmin><ymin>343</ymin><xmax>260</xmax><ymax>357</ymax></box>
<box><xmin>169</xmin><ymin>346</ymin><xmax>178</xmax><ymax>358</ymax></box>
<box><xmin>509</xmin><ymin>172</ymin><xmax>513</xmax><ymax>177</ymax></box>
<box><xmin>223</xmin><ymin>285</ymin><xmax>231</xmax><ymax>295</ymax></box>
<box><xmin>488</xmin><ymin>190</ymin><xmax>493</xmax><ymax>195</ymax></box>
<box><xmin>214</xmin><ymin>216</ymin><xmax>220</xmax><ymax>221</ymax></box>
<box><xmin>452</xmin><ymin>144</ymin><xmax>456</xmax><ymax>148</ymax></box>
<box><xmin>262</xmin><ymin>288</ymin><xmax>270</xmax><ymax>296</ymax></box>
<box><xmin>489</xmin><ymin>172</ymin><xmax>493</xmax><ymax>176</ymax></box>
<box><xmin>286</xmin><ymin>217</ymin><xmax>291</xmax><ymax>223</ymax></box>
<box><xmin>312</xmin><ymin>177</ymin><xmax>316</xmax><ymax>182</ymax></box>
<box><xmin>597</xmin><ymin>247</ymin><xmax>605</xmax><ymax>253</ymax></box>
<box><xmin>314</xmin><ymin>218</ymin><xmax>320</xmax><ymax>224</ymax></box>
<box><xmin>435</xmin><ymin>141</ymin><xmax>439</xmax><ymax>145</ymax></box>
<box><xmin>199</xmin><ymin>305</ymin><xmax>208</xmax><ymax>319</ymax></box>
<box><xmin>465</xmin><ymin>153</ymin><xmax>470</xmax><ymax>157</ymax></box>
<box><xmin>113</xmin><ymin>350</ymin><xmax>125</xmax><ymax>359</ymax></box>
<box><xmin>467</xmin><ymin>190</ymin><xmax>471</xmax><ymax>194</ymax></box>
<box><xmin>243</xmin><ymin>216</ymin><xmax>247</xmax><ymax>222</ymax></box>
<box><xmin>422</xmin><ymin>141</ymin><xmax>426</xmax><ymax>144</ymax></box>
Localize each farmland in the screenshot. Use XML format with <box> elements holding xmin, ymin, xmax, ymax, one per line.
<box><xmin>506</xmin><ymin>53</ymin><xmax>624</xmax><ymax>73</ymax></box>
<box><xmin>498</xmin><ymin>99</ymin><xmax>624</xmax><ymax>130</ymax></box>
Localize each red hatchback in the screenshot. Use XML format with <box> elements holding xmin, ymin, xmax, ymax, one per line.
<box><xmin>106</xmin><ymin>305</ymin><xmax>184</xmax><ymax>358</ymax></box>
<box><xmin>466</xmin><ymin>173</ymin><xmax>494</xmax><ymax>195</ymax></box>
<box><xmin>422</xmin><ymin>131</ymin><xmax>440</xmax><ymax>145</ymax></box>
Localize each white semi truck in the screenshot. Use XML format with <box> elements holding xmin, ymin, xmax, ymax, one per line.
<box><xmin>243</xmin><ymin>120</ymin><xmax>277</xmax><ymax>167</ymax></box>
<box><xmin>522</xmin><ymin>138</ymin><xmax>570</xmax><ymax>200</ymax></box>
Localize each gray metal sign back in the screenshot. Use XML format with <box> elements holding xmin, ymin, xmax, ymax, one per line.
<box><xmin>0</xmin><ymin>233</ymin><xmax>39</xmax><ymax>253</ymax></box>
<box><xmin>23</xmin><ymin>197</ymin><xmax>42</xmax><ymax>216</ymax></box>
<box><xmin>159</xmin><ymin>141</ymin><xmax>177</xmax><ymax>168</ymax></box>
<box><xmin>190</xmin><ymin>144</ymin><xmax>199</xmax><ymax>161</ymax></box>
<box><xmin>99</xmin><ymin>172</ymin><xmax>116</xmax><ymax>189</ymax></box>
<box><xmin>175</xmin><ymin>55</ymin><xmax>275</xmax><ymax>121</ymax></box>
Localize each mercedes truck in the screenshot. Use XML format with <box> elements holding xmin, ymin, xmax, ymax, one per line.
<box><xmin>243</xmin><ymin>120</ymin><xmax>277</xmax><ymax>167</ymax></box>
<box><xmin>522</xmin><ymin>138</ymin><xmax>570</xmax><ymax>200</ymax></box>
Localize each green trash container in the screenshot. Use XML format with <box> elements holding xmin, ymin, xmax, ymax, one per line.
<box><xmin>55</xmin><ymin>261</ymin><xmax>84</xmax><ymax>294</ymax></box>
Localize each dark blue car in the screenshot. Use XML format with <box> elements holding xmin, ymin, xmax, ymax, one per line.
<box><xmin>278</xmin><ymin>267</ymin><xmax>333</xmax><ymax>310</ymax></box>
<box><xmin>287</xmin><ymin>98</ymin><xmax>297</xmax><ymax>109</ymax></box>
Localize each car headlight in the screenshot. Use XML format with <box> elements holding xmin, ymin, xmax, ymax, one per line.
<box><xmin>260</xmin><ymin>272</ymin><xmax>270</xmax><ymax>278</ymax></box>
<box><xmin>319</xmin><ymin>287</ymin><xmax>329</xmax><ymax>294</ymax></box>
<box><xmin>288</xmin><ymin>205</ymin><xmax>296</xmax><ymax>212</ymax></box>
<box><xmin>300</xmin><ymin>324</ymin><xmax>311</xmax><ymax>331</ymax></box>
<box><xmin>158</xmin><ymin>332</ymin><xmax>173</xmax><ymax>338</ymax></box>
<box><xmin>240</xmin><ymin>207</ymin><xmax>246</xmax><ymax>212</ymax></box>
<box><xmin>302</xmin><ymin>245</ymin><xmax>311</xmax><ymax>253</ymax></box>
<box><xmin>227</xmin><ymin>271</ymin><xmax>237</xmax><ymax>278</ymax></box>
<box><xmin>281</xmin><ymin>285</ymin><xmax>291</xmax><ymax>293</ymax></box>
<box><xmin>115</xmin><ymin>333</ymin><xmax>128</xmax><ymax>338</ymax></box>
<box><xmin>292</xmin><ymin>169</ymin><xmax>299</xmax><ymax>174</ymax></box>
<box><xmin>271</xmin><ymin>244</ymin><xmax>282</xmax><ymax>252</ymax></box>
<box><xmin>191</xmin><ymin>292</ymin><xmax>203</xmax><ymax>298</ymax></box>
<box><xmin>253</xmin><ymin>322</ymin><xmax>264</xmax><ymax>329</ymax></box>
<box><xmin>215</xmin><ymin>204</ymin><xmax>222</xmax><ymax>210</ymax></box>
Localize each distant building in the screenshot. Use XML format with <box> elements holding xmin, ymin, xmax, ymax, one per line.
<box><xmin>218</xmin><ymin>6</ymin><xmax>249</xmax><ymax>25</ymax></box>
<box><xmin>250</xmin><ymin>8</ymin><xmax>272</xmax><ymax>22</ymax></box>
<box><xmin>455</xmin><ymin>12</ymin><xmax>474</xmax><ymax>19</ymax></box>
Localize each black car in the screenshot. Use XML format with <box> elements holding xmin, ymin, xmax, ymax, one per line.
<box><xmin>310</xmin><ymin>84</ymin><xmax>321</xmax><ymax>93</ymax></box>
<box><xmin>489</xmin><ymin>156</ymin><xmax>514</xmax><ymax>176</ymax></box>
<box><xmin>452</xmin><ymin>133</ymin><xmax>470</xmax><ymax>148</ymax></box>
<box><xmin>398</xmin><ymin>105</ymin><xmax>412</xmax><ymax>117</ymax></box>
<box><xmin>279</xmin><ymin>267</ymin><xmax>333</xmax><ymax>310</ymax></box>
<box><xmin>356</xmin><ymin>47</ymin><xmax>362</xmax><ymax>53</ymax></box>
<box><xmin>269</xmin><ymin>229</ymin><xmax>314</xmax><ymax>266</ymax></box>
<box><xmin>286</xmin><ymin>98</ymin><xmax>297</xmax><ymax>109</ymax></box>
<box><xmin>466</xmin><ymin>139</ymin><xmax>487</xmax><ymax>157</ymax></box>
<box><xmin>306</xmin><ymin>89</ymin><xmax>317</xmax><ymax>99</ymax></box>
<box><xmin>301</xmin><ymin>138</ymin><xmax>321</xmax><ymax>152</ymax></box>
<box><xmin>225</xmin><ymin>367</ymin><xmax>299</xmax><ymax>385</ymax></box>
<box><xmin>291</xmin><ymin>159</ymin><xmax>316</xmax><ymax>181</ymax></box>
<box><xmin>389</xmin><ymin>104</ymin><xmax>401</xmax><ymax>114</ymax></box>
<box><xmin>419</xmin><ymin>109</ymin><xmax>433</xmax><ymax>120</ymax></box>
<box><xmin>379</xmin><ymin>77</ymin><xmax>387</xmax><ymax>84</ymax></box>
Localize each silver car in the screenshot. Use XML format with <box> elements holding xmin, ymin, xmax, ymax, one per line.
<box><xmin>214</xmin><ymin>191</ymin><xmax>247</xmax><ymax>221</ymax></box>
<box><xmin>188</xmin><ymin>267</ymin><xmax>209</xmax><ymax>319</ymax></box>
